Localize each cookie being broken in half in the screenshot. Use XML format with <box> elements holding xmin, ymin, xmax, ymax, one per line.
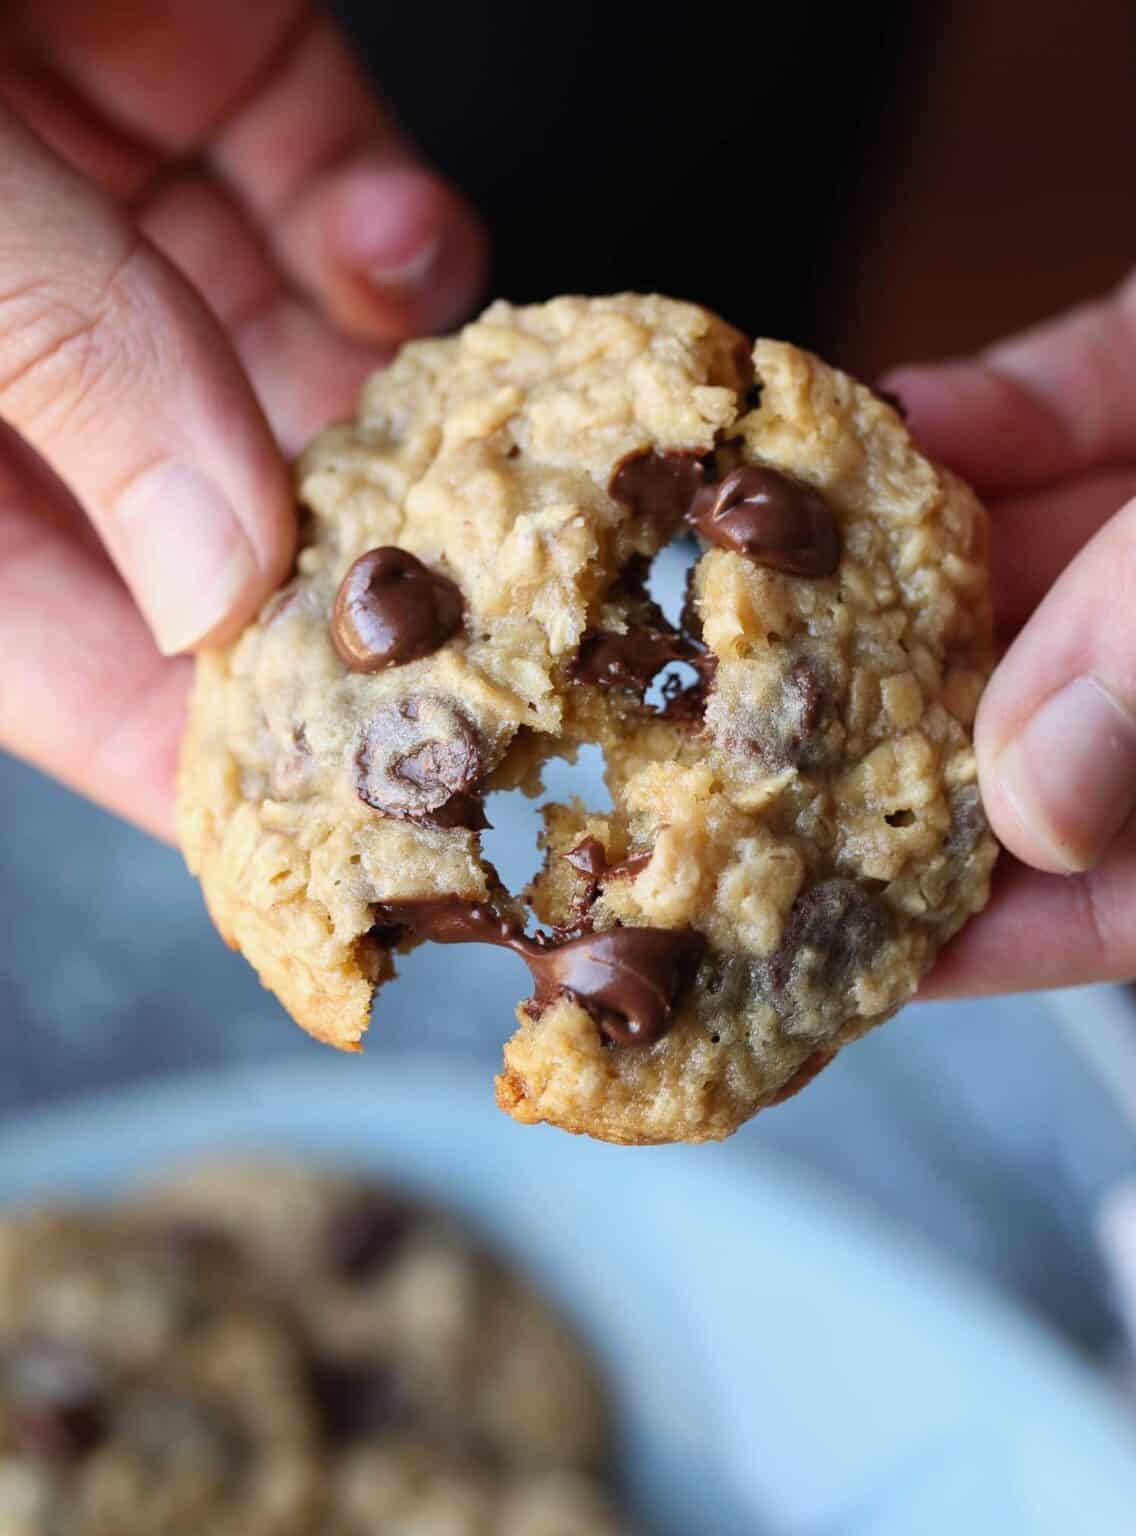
<box><xmin>177</xmin><ymin>294</ymin><xmax>997</xmax><ymax>1144</ymax></box>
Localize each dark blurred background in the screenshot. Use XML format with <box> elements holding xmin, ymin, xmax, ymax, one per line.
<box><xmin>335</xmin><ymin>0</ymin><xmax>1135</xmax><ymax>372</ymax></box>
<box><xmin>3</xmin><ymin>0</ymin><xmax>1136</xmax><ymax>1362</ymax></box>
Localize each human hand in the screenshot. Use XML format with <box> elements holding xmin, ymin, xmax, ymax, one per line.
<box><xmin>0</xmin><ymin>0</ymin><xmax>486</xmax><ymax>840</ymax></box>
<box><xmin>886</xmin><ymin>272</ymin><xmax>1136</xmax><ymax>995</ymax></box>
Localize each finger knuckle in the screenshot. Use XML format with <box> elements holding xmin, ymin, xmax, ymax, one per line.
<box><xmin>0</xmin><ymin>235</ymin><xmax>149</xmax><ymax>441</ymax></box>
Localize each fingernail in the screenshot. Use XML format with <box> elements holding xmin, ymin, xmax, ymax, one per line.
<box><xmin>996</xmin><ymin>675</ymin><xmax>1136</xmax><ymax>872</ymax></box>
<box><xmin>113</xmin><ymin>463</ymin><xmax>258</xmax><ymax>655</ymax></box>
<box><xmin>369</xmin><ymin>233</ymin><xmax>442</xmax><ymax>294</ymax></box>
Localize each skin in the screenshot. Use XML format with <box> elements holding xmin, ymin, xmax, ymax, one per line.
<box><xmin>894</xmin><ymin>272</ymin><xmax>1136</xmax><ymax>996</ymax></box>
<box><xmin>0</xmin><ymin>0</ymin><xmax>487</xmax><ymax>835</ymax></box>
<box><xmin>0</xmin><ymin>3</ymin><xmax>1131</xmax><ymax>996</ymax></box>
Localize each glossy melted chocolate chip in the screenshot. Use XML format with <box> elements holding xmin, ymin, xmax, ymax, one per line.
<box><xmin>562</xmin><ymin>837</ymin><xmax>652</xmax><ymax>920</ymax></box>
<box><xmin>687</xmin><ymin>466</ymin><xmax>840</xmax><ymax>577</ymax></box>
<box><xmin>332</xmin><ymin>547</ymin><xmax>462</xmax><ymax>672</ymax></box>
<box><xmin>531</xmin><ymin>925</ymin><xmax>703</xmax><ymax>1046</ymax></box>
<box><xmin>609</xmin><ymin>449</ymin><xmax>706</xmax><ymax>533</ymax></box>
<box><xmin>3</xmin><ymin>1344</ymin><xmax>107</xmax><ymax>1463</ymax></box>
<box><xmin>571</xmin><ymin>626</ymin><xmax>701</xmax><ymax>693</ymax></box>
<box><xmin>563</xmin><ymin>836</ymin><xmax>608</xmax><ymax>882</ymax></box>
<box><xmin>372</xmin><ymin>897</ymin><xmax>701</xmax><ymax>1047</ymax></box>
<box><xmin>355</xmin><ymin>696</ymin><xmax>488</xmax><ymax>830</ymax></box>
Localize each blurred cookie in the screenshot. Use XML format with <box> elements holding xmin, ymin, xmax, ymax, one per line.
<box><xmin>178</xmin><ymin>294</ymin><xmax>997</xmax><ymax>1143</ymax></box>
<box><xmin>1</xmin><ymin>1167</ymin><xmax>632</xmax><ymax>1535</ymax></box>
<box><xmin>0</xmin><ymin>1209</ymin><xmax>321</xmax><ymax>1535</ymax></box>
<box><xmin>330</xmin><ymin>1437</ymin><xmax>627</xmax><ymax>1536</ymax></box>
<box><xmin>144</xmin><ymin>1161</ymin><xmax>609</xmax><ymax>1473</ymax></box>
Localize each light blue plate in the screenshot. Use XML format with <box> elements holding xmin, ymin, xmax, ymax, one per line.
<box><xmin>2</xmin><ymin>1056</ymin><xmax>1134</xmax><ymax>1536</ymax></box>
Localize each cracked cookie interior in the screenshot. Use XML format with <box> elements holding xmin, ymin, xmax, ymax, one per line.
<box><xmin>177</xmin><ymin>294</ymin><xmax>997</xmax><ymax>1144</ymax></box>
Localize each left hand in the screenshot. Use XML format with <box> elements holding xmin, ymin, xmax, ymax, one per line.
<box><xmin>0</xmin><ymin>0</ymin><xmax>487</xmax><ymax>840</ymax></box>
<box><xmin>886</xmin><ymin>271</ymin><xmax>1136</xmax><ymax>995</ymax></box>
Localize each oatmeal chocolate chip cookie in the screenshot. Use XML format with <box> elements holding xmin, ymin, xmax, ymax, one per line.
<box><xmin>177</xmin><ymin>293</ymin><xmax>997</xmax><ymax>1143</ymax></box>
<box><xmin>0</xmin><ymin>1209</ymin><xmax>322</xmax><ymax>1535</ymax></box>
<box><xmin>1</xmin><ymin>1170</ymin><xmax>633</xmax><ymax>1536</ymax></box>
<box><xmin>329</xmin><ymin>1439</ymin><xmax>628</xmax><ymax>1536</ymax></box>
<box><xmin>143</xmin><ymin>1162</ymin><xmax>609</xmax><ymax>1476</ymax></box>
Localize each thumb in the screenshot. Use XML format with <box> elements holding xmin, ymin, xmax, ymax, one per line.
<box><xmin>0</xmin><ymin>106</ymin><xmax>293</xmax><ymax>654</ymax></box>
<box><xmin>976</xmin><ymin>493</ymin><xmax>1136</xmax><ymax>874</ymax></box>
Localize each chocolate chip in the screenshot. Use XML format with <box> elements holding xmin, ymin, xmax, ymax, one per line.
<box><xmin>608</xmin><ymin>449</ymin><xmax>707</xmax><ymax>534</ymax></box>
<box><xmin>356</xmin><ymin>928</ymin><xmax>401</xmax><ymax>979</ymax></box>
<box><xmin>332</xmin><ymin>547</ymin><xmax>462</xmax><ymax>672</ymax></box>
<box><xmin>679</xmin><ymin>564</ymin><xmax>704</xmax><ymax>645</ymax></box>
<box><xmin>3</xmin><ymin>1344</ymin><xmax>107</xmax><ymax>1464</ymax></box>
<box><xmin>372</xmin><ymin>897</ymin><xmax>701</xmax><ymax>1048</ymax></box>
<box><xmin>563</xmin><ymin>838</ymin><xmax>652</xmax><ymax>911</ymax></box>
<box><xmin>781</xmin><ymin>657</ymin><xmax>828</xmax><ymax>767</ymax></box>
<box><xmin>772</xmin><ymin>879</ymin><xmax>891</xmax><ymax>1000</ymax></box>
<box><xmin>658</xmin><ymin>661</ymin><xmax>714</xmax><ymax>722</ymax></box>
<box><xmin>355</xmin><ymin>696</ymin><xmax>487</xmax><ymax>830</ymax></box>
<box><xmin>945</xmin><ymin>784</ymin><xmax>988</xmax><ymax>860</ymax></box>
<box><xmin>708</xmin><ymin>653</ymin><xmax>830</xmax><ymax>772</ymax></box>
<box><xmin>371</xmin><ymin>897</ymin><xmax>519</xmax><ymax>948</ymax></box>
<box><xmin>528</xmin><ymin>925</ymin><xmax>704</xmax><ymax>1046</ymax></box>
<box><xmin>571</xmin><ymin>626</ymin><xmax>700</xmax><ymax>694</ymax></box>
<box><xmin>610</xmin><ymin>553</ymin><xmax>653</xmax><ymax>601</ymax></box>
<box><xmin>325</xmin><ymin>1192</ymin><xmax>414</xmax><ymax>1281</ymax></box>
<box><xmin>687</xmin><ymin>466</ymin><xmax>840</xmax><ymax>578</ymax></box>
<box><xmin>307</xmin><ymin>1358</ymin><xmax>403</xmax><ymax>1441</ymax></box>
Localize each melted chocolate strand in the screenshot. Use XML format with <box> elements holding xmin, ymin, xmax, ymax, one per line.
<box><xmin>608</xmin><ymin>449</ymin><xmax>706</xmax><ymax>532</ymax></box>
<box><xmin>372</xmin><ymin>897</ymin><xmax>701</xmax><ymax>1047</ymax></box>
<box><xmin>572</xmin><ymin>623</ymin><xmax>716</xmax><ymax>719</ymax></box>
<box><xmin>687</xmin><ymin>466</ymin><xmax>840</xmax><ymax>577</ymax></box>
<box><xmin>332</xmin><ymin>548</ymin><xmax>462</xmax><ymax>671</ymax></box>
